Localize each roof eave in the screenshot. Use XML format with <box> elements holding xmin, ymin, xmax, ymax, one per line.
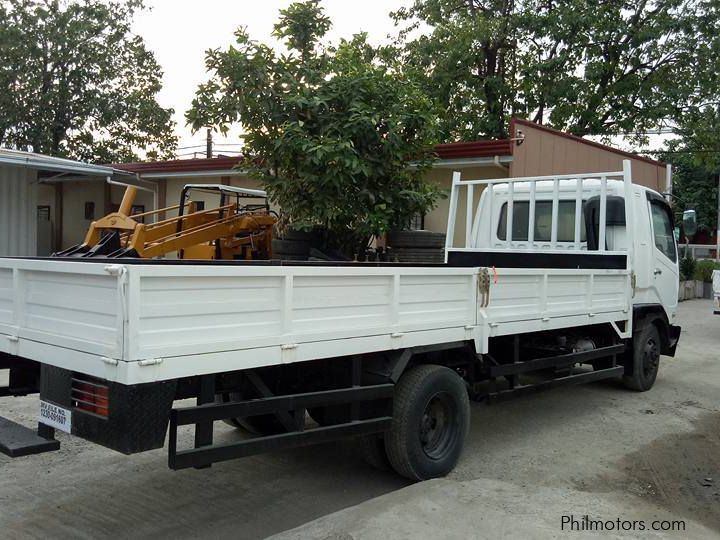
<box><xmin>432</xmin><ymin>155</ymin><xmax>512</xmax><ymax>169</ymax></box>
<box><xmin>0</xmin><ymin>149</ymin><xmax>114</xmax><ymax>176</ymax></box>
<box><xmin>137</xmin><ymin>168</ymin><xmax>248</xmax><ymax>179</ymax></box>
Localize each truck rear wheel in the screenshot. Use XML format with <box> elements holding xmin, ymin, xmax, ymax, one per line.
<box><xmin>623</xmin><ymin>324</ymin><xmax>661</xmax><ymax>391</ymax></box>
<box><xmin>216</xmin><ymin>392</ymin><xmax>285</xmax><ymax>435</ymax></box>
<box><xmin>384</xmin><ymin>364</ymin><xmax>469</xmax><ymax>480</ymax></box>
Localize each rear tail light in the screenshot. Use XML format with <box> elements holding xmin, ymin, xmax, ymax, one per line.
<box><xmin>71</xmin><ymin>375</ymin><xmax>110</xmax><ymax>418</ymax></box>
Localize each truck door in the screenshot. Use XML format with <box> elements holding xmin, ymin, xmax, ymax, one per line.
<box><xmin>647</xmin><ymin>197</ymin><xmax>679</xmax><ymax>316</ymax></box>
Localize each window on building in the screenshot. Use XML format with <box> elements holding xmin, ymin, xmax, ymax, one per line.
<box><xmin>131</xmin><ymin>205</ymin><xmax>145</xmax><ymax>224</ymax></box>
<box><xmin>497</xmin><ymin>201</ymin><xmax>586</xmax><ymax>242</ymax></box>
<box><xmin>409</xmin><ymin>212</ymin><xmax>425</xmax><ymax>230</ymax></box>
<box><xmin>84</xmin><ymin>201</ymin><xmax>95</xmax><ymax>220</ymax></box>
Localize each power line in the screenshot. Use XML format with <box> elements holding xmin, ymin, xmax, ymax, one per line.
<box><xmin>638</xmin><ymin>148</ymin><xmax>720</xmax><ymax>154</ymax></box>
<box><xmin>177</xmin><ymin>143</ymin><xmax>244</xmax><ymax>151</ymax></box>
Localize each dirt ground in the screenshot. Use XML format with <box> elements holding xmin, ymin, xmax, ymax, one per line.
<box><xmin>1</xmin><ymin>299</ymin><xmax>719</xmax><ymax>539</ymax></box>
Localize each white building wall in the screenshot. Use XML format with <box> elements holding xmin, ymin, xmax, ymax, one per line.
<box><xmin>61</xmin><ymin>180</ymin><xmax>106</xmax><ymax>250</ymax></box>
<box><xmin>0</xmin><ymin>164</ymin><xmax>37</xmax><ymax>256</ymax></box>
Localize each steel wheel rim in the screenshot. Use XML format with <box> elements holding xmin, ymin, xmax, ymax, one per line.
<box><xmin>419</xmin><ymin>391</ymin><xmax>457</xmax><ymax>460</ymax></box>
<box><xmin>642</xmin><ymin>337</ymin><xmax>660</xmax><ymax>378</ymax></box>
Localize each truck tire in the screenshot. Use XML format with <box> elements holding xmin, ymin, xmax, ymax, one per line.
<box><xmin>282</xmin><ymin>229</ymin><xmax>320</xmax><ymax>243</ymax></box>
<box><xmin>272</xmin><ymin>239</ymin><xmax>310</xmax><ymax>257</ymax></box>
<box><xmin>391</xmin><ymin>248</ymin><xmax>445</xmax><ymax>264</ymax></box>
<box><xmin>623</xmin><ymin>324</ymin><xmax>661</xmax><ymax>391</ymax></box>
<box><xmin>384</xmin><ymin>364</ymin><xmax>469</xmax><ymax>480</ymax></box>
<box><xmin>387</xmin><ymin>230</ymin><xmax>446</xmax><ymax>249</ymax></box>
<box><xmin>358</xmin><ymin>434</ymin><xmax>391</xmax><ymax>471</ymax></box>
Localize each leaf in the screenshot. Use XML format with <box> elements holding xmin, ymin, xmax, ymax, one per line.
<box><xmin>0</xmin><ymin>0</ymin><xmax>176</xmax><ymax>162</ymax></box>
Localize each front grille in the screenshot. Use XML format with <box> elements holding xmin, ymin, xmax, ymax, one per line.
<box><xmin>71</xmin><ymin>374</ymin><xmax>109</xmax><ymax>418</ymax></box>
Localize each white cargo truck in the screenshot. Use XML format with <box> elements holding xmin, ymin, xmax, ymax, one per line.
<box><xmin>0</xmin><ymin>160</ymin><xmax>681</xmax><ymax>480</ymax></box>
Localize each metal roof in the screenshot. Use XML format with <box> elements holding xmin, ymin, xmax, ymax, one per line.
<box><xmin>183</xmin><ymin>184</ymin><xmax>267</xmax><ymax>197</ymax></box>
<box><xmin>0</xmin><ymin>148</ymin><xmax>116</xmax><ymax>176</ymax></box>
<box><xmin>114</xmin><ymin>156</ymin><xmax>243</xmax><ymax>177</ymax></box>
<box><xmin>113</xmin><ymin>140</ymin><xmax>518</xmax><ymax>178</ymax></box>
<box><xmin>434</xmin><ymin>139</ymin><xmax>514</xmax><ymax>159</ymax></box>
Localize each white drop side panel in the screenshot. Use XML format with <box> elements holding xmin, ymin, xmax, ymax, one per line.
<box><xmin>0</xmin><ymin>164</ymin><xmax>37</xmax><ymax>257</ymax></box>
<box><xmin>482</xmin><ymin>269</ymin><xmax>630</xmax><ymax>331</ymax></box>
<box><xmin>128</xmin><ymin>265</ymin><xmax>477</xmax><ymax>362</ymax></box>
<box><xmin>0</xmin><ymin>260</ymin><xmax>122</xmax><ymax>360</ymax></box>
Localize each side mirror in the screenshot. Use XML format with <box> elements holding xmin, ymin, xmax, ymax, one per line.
<box><xmin>682</xmin><ymin>209</ymin><xmax>698</xmax><ymax>238</ymax></box>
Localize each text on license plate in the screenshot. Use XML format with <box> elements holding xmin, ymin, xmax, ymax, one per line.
<box><xmin>39</xmin><ymin>400</ymin><xmax>72</xmax><ymax>433</ymax></box>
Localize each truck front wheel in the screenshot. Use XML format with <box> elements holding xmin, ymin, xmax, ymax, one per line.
<box><xmin>623</xmin><ymin>324</ymin><xmax>661</xmax><ymax>391</ymax></box>
<box><xmin>384</xmin><ymin>364</ymin><xmax>470</xmax><ymax>480</ymax></box>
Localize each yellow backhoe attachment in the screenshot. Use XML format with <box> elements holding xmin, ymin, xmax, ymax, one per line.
<box><xmin>56</xmin><ymin>184</ymin><xmax>276</xmax><ymax>260</ymax></box>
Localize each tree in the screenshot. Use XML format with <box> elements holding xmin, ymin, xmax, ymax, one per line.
<box><xmin>0</xmin><ymin>0</ymin><xmax>176</xmax><ymax>163</ymax></box>
<box><xmin>662</xmin><ymin>107</ymin><xmax>720</xmax><ymax>233</ymax></box>
<box><xmin>187</xmin><ymin>1</ymin><xmax>441</xmax><ymax>255</ymax></box>
<box><xmin>391</xmin><ymin>0</ymin><xmax>719</xmax><ymax>141</ymax></box>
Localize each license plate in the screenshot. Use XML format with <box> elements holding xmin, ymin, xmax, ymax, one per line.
<box><xmin>39</xmin><ymin>400</ymin><xmax>72</xmax><ymax>433</ymax></box>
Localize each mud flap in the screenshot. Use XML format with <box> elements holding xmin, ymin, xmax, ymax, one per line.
<box><xmin>667</xmin><ymin>325</ymin><xmax>681</xmax><ymax>357</ymax></box>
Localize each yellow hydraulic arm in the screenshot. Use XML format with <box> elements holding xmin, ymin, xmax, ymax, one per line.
<box><xmin>56</xmin><ymin>184</ymin><xmax>277</xmax><ymax>260</ymax></box>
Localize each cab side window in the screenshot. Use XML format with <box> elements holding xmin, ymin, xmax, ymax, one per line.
<box><xmin>497</xmin><ymin>201</ymin><xmax>586</xmax><ymax>242</ymax></box>
<box><xmin>650</xmin><ymin>201</ymin><xmax>677</xmax><ymax>262</ymax></box>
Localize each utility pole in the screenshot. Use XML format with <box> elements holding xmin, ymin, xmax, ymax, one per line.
<box><xmin>716</xmin><ymin>174</ymin><xmax>719</xmax><ymax>262</ymax></box>
<box><xmin>206</xmin><ymin>128</ymin><xmax>213</xmax><ymax>159</ymax></box>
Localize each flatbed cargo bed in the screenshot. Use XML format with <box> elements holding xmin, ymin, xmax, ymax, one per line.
<box><xmin>0</xmin><ymin>255</ymin><xmax>630</xmax><ymax>385</ymax></box>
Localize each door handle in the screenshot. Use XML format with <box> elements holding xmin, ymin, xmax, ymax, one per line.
<box><xmin>654</xmin><ymin>268</ymin><xmax>663</xmax><ymax>276</ymax></box>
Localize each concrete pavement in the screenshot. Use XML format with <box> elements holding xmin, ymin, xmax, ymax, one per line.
<box><xmin>1</xmin><ymin>300</ymin><xmax>719</xmax><ymax>539</ymax></box>
<box><xmin>275</xmin><ymin>299</ymin><xmax>720</xmax><ymax>539</ymax></box>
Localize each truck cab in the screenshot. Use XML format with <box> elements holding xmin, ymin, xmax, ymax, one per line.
<box><xmin>466</xmin><ymin>179</ymin><xmax>679</xmax><ymax>324</ymax></box>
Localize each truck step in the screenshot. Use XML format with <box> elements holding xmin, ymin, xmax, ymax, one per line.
<box><xmin>168</xmin><ymin>380</ymin><xmax>394</xmax><ymax>470</ymax></box>
<box><xmin>0</xmin><ymin>386</ymin><xmax>37</xmax><ymax>397</ymax></box>
<box><xmin>488</xmin><ymin>344</ymin><xmax>625</xmax><ymax>377</ymax></box>
<box><xmin>486</xmin><ymin>366</ymin><xmax>624</xmax><ymax>404</ymax></box>
<box><xmin>0</xmin><ymin>417</ymin><xmax>60</xmax><ymax>458</ymax></box>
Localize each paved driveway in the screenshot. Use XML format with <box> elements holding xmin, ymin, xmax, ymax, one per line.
<box><xmin>1</xmin><ymin>300</ymin><xmax>718</xmax><ymax>539</ymax></box>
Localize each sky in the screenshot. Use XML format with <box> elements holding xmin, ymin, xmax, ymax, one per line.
<box><xmin>131</xmin><ymin>0</ymin><xmax>672</xmax><ymax>158</ymax></box>
<box><xmin>132</xmin><ymin>0</ymin><xmax>412</xmax><ymax>156</ymax></box>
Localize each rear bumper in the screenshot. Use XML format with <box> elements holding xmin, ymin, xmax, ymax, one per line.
<box><xmin>40</xmin><ymin>365</ymin><xmax>177</xmax><ymax>454</ymax></box>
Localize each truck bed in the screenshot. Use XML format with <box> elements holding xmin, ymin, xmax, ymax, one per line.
<box><xmin>0</xmin><ymin>257</ymin><xmax>631</xmax><ymax>385</ymax></box>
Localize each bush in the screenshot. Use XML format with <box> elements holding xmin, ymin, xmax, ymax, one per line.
<box><xmin>693</xmin><ymin>259</ymin><xmax>720</xmax><ymax>282</ymax></box>
<box><xmin>679</xmin><ymin>256</ymin><xmax>696</xmax><ymax>282</ymax></box>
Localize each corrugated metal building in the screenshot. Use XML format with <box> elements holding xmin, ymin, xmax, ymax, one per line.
<box><xmin>0</xmin><ymin>163</ymin><xmax>36</xmax><ymax>256</ymax></box>
<box><xmin>0</xmin><ymin>149</ymin><xmax>142</xmax><ymax>257</ymax></box>
<box><xmin>509</xmin><ymin>119</ymin><xmax>669</xmax><ymax>191</ymax></box>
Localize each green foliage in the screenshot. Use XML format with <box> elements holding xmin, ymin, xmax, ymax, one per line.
<box><xmin>273</xmin><ymin>0</ymin><xmax>330</xmax><ymax>61</ymax></box>
<box><xmin>693</xmin><ymin>259</ymin><xmax>720</xmax><ymax>282</ymax></box>
<box><xmin>391</xmin><ymin>0</ymin><xmax>719</xmax><ymax>141</ymax></box>
<box><xmin>188</xmin><ymin>2</ymin><xmax>441</xmax><ymax>254</ymax></box>
<box><xmin>679</xmin><ymin>256</ymin><xmax>697</xmax><ymax>282</ymax></box>
<box><xmin>662</xmin><ymin>147</ymin><xmax>718</xmax><ymax>233</ymax></box>
<box><xmin>661</xmin><ymin>108</ymin><xmax>720</xmax><ymax>233</ymax></box>
<box><xmin>0</xmin><ymin>0</ymin><xmax>176</xmax><ymax>163</ymax></box>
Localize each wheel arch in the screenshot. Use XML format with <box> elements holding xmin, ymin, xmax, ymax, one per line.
<box><xmin>376</xmin><ymin>341</ymin><xmax>478</xmax><ymax>384</ymax></box>
<box><xmin>632</xmin><ymin>304</ymin><xmax>676</xmax><ymax>356</ymax></box>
